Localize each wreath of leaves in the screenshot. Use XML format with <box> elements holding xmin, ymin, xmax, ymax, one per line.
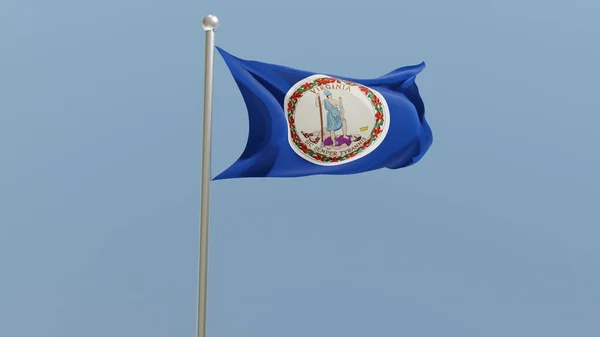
<box><xmin>286</xmin><ymin>77</ymin><xmax>385</xmax><ymax>163</ymax></box>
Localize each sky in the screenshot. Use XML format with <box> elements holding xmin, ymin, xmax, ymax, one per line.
<box><xmin>2</xmin><ymin>0</ymin><xmax>600</xmax><ymax>337</ymax></box>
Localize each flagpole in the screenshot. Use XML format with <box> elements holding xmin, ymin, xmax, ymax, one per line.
<box><xmin>198</xmin><ymin>14</ymin><xmax>218</xmax><ymax>337</ymax></box>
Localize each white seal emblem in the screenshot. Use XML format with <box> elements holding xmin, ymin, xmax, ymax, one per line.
<box><xmin>283</xmin><ymin>74</ymin><xmax>390</xmax><ymax>165</ymax></box>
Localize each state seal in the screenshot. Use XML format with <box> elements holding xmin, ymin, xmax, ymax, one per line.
<box><xmin>284</xmin><ymin>74</ymin><xmax>390</xmax><ymax>165</ymax></box>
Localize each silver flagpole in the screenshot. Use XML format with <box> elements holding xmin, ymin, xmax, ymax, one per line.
<box><xmin>197</xmin><ymin>14</ymin><xmax>218</xmax><ymax>337</ymax></box>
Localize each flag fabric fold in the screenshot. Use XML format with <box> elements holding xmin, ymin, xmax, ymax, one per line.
<box><xmin>213</xmin><ymin>47</ymin><xmax>433</xmax><ymax>180</ymax></box>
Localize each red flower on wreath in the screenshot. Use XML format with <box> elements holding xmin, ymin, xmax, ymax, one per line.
<box><xmin>291</xmin><ymin>91</ymin><xmax>303</xmax><ymax>100</ymax></box>
<box><xmin>312</xmin><ymin>153</ymin><xmax>325</xmax><ymax>161</ymax></box>
<box><xmin>373</xmin><ymin>126</ymin><xmax>383</xmax><ymax>137</ymax></box>
<box><xmin>298</xmin><ymin>142</ymin><xmax>309</xmax><ymax>153</ymax></box>
<box><xmin>287</xmin><ymin>101</ymin><xmax>294</xmax><ymax>112</ymax></box>
<box><xmin>359</xmin><ymin>86</ymin><xmax>370</xmax><ymax>95</ymax></box>
<box><xmin>288</xmin><ymin>115</ymin><xmax>295</xmax><ymax>125</ymax></box>
<box><xmin>330</xmin><ymin>156</ymin><xmax>340</xmax><ymax>163</ymax></box>
<box><xmin>301</xmin><ymin>83</ymin><xmax>314</xmax><ymax>90</ymax></box>
<box><xmin>316</xmin><ymin>78</ymin><xmax>337</xmax><ymax>86</ymax></box>
<box><xmin>375</xmin><ymin>111</ymin><xmax>384</xmax><ymax>122</ymax></box>
<box><xmin>371</xmin><ymin>95</ymin><xmax>381</xmax><ymax>105</ymax></box>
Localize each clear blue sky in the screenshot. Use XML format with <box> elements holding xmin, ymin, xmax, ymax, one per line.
<box><xmin>2</xmin><ymin>1</ymin><xmax>600</xmax><ymax>336</ymax></box>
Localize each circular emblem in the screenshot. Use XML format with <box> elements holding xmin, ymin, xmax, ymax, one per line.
<box><xmin>284</xmin><ymin>74</ymin><xmax>390</xmax><ymax>165</ymax></box>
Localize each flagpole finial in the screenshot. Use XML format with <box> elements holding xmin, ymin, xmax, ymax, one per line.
<box><xmin>202</xmin><ymin>15</ymin><xmax>219</xmax><ymax>31</ymax></box>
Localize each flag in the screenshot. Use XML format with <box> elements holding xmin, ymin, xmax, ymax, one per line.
<box><xmin>213</xmin><ymin>47</ymin><xmax>433</xmax><ymax>180</ymax></box>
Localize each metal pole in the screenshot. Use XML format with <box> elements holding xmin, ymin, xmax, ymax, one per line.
<box><xmin>197</xmin><ymin>14</ymin><xmax>218</xmax><ymax>337</ymax></box>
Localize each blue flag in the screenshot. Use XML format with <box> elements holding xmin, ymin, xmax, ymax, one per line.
<box><xmin>213</xmin><ymin>47</ymin><xmax>433</xmax><ymax>180</ymax></box>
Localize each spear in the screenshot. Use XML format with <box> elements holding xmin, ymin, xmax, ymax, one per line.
<box><xmin>317</xmin><ymin>94</ymin><xmax>325</xmax><ymax>147</ymax></box>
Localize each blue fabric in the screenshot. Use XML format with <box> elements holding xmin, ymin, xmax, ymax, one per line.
<box><xmin>213</xmin><ymin>47</ymin><xmax>433</xmax><ymax>180</ymax></box>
